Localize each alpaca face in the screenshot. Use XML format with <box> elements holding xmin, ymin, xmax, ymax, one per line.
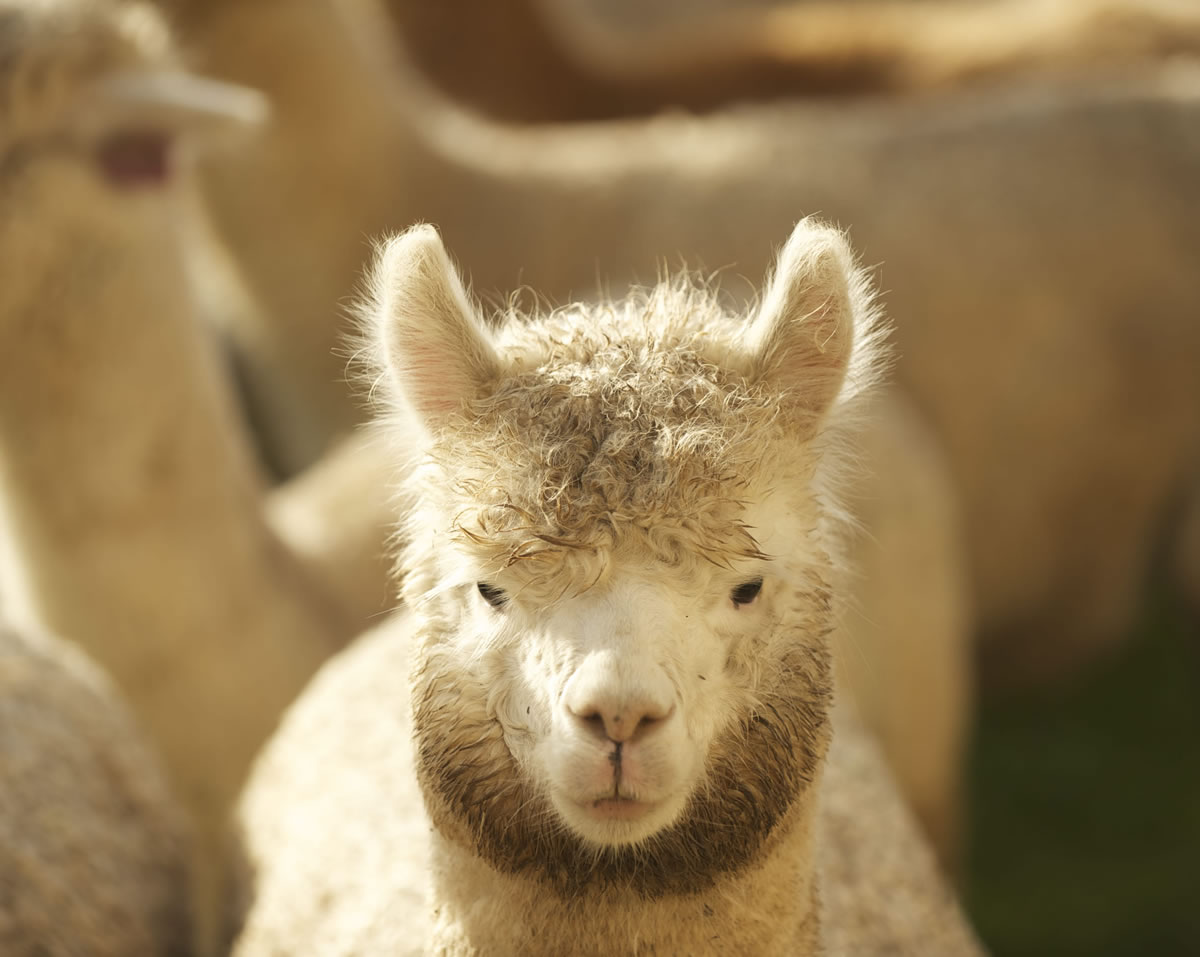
<box><xmin>370</xmin><ymin>220</ymin><xmax>880</xmax><ymax>895</ymax></box>
<box><xmin>408</xmin><ymin>501</ymin><xmax>837</xmax><ymax>897</ymax></box>
<box><xmin>448</xmin><ymin>493</ymin><xmax>826</xmax><ymax>850</ymax></box>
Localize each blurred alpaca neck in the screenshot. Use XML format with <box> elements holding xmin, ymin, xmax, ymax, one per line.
<box><xmin>0</xmin><ymin>166</ymin><xmax>263</xmax><ymax>576</ymax></box>
<box><xmin>0</xmin><ymin>158</ymin><xmax>345</xmax><ymax>951</ymax></box>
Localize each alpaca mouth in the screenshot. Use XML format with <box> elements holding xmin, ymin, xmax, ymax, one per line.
<box><xmin>583</xmin><ymin>796</ymin><xmax>660</xmax><ymax>822</ymax></box>
<box><xmin>95</xmin><ymin>131</ymin><xmax>174</xmax><ymax>187</ymax></box>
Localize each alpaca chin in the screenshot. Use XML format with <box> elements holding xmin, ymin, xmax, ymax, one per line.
<box><xmin>550</xmin><ymin>788</ymin><xmax>688</xmax><ymax>848</ymax></box>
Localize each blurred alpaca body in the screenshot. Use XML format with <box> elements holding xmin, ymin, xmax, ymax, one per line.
<box><xmin>0</xmin><ymin>620</ymin><xmax>192</xmax><ymax>956</ymax></box>
<box><xmin>382</xmin><ymin>0</ymin><xmax>1200</xmax><ymax>122</ymax></box>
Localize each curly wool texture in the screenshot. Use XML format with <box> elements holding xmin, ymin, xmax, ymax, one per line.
<box><xmin>381</xmin><ymin>269</ymin><xmax>886</xmax><ymax>601</ymax></box>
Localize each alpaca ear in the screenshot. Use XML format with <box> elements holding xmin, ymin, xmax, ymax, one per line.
<box><xmin>743</xmin><ymin>220</ymin><xmax>857</xmax><ymax>427</ymax></box>
<box><xmin>85</xmin><ymin>70</ymin><xmax>269</xmax><ymax>140</ymax></box>
<box><xmin>371</xmin><ymin>224</ymin><xmax>499</xmax><ymax>429</ymax></box>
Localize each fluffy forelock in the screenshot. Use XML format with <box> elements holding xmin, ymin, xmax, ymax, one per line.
<box><xmin>405</xmin><ymin>279</ymin><xmax>825</xmax><ymax>593</ymax></box>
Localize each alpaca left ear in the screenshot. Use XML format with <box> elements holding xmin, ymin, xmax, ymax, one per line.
<box><xmin>743</xmin><ymin>220</ymin><xmax>858</xmax><ymax>427</ymax></box>
<box><xmin>370</xmin><ymin>224</ymin><xmax>499</xmax><ymax>430</ymax></box>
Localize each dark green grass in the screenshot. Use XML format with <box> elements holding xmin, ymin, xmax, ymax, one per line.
<box><xmin>966</xmin><ymin>590</ymin><xmax>1200</xmax><ymax>956</ymax></box>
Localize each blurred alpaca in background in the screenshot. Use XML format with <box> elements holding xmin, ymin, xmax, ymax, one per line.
<box><xmin>383</xmin><ymin>0</ymin><xmax>1200</xmax><ymax>121</ymax></box>
<box><xmin>0</xmin><ymin>621</ymin><xmax>193</xmax><ymax>956</ymax></box>
<box><xmin>0</xmin><ymin>1</ymin><xmax>359</xmax><ymax>945</ymax></box>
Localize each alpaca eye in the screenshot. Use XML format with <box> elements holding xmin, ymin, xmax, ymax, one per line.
<box><xmin>477</xmin><ymin>582</ymin><xmax>508</xmax><ymax>608</ymax></box>
<box><xmin>730</xmin><ymin>578</ymin><xmax>763</xmax><ymax>607</ymax></box>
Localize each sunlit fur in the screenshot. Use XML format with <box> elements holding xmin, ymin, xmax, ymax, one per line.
<box><xmin>354</xmin><ymin>220</ymin><xmax>894</xmax><ymax>949</ymax></box>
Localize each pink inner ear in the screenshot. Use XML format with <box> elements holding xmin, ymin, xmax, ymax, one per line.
<box><xmin>95</xmin><ymin>131</ymin><xmax>173</xmax><ymax>188</ymax></box>
<box><xmin>400</xmin><ymin>339</ymin><xmax>477</xmax><ymax>419</ymax></box>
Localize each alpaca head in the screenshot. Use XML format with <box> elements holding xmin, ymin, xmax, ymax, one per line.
<box><xmin>366</xmin><ymin>220</ymin><xmax>883</xmax><ymax>898</ymax></box>
<box><xmin>0</xmin><ymin>0</ymin><xmax>265</xmax><ymax>192</ymax></box>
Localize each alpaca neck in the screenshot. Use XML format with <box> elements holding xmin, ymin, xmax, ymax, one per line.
<box><xmin>425</xmin><ymin>797</ymin><xmax>823</xmax><ymax>956</ymax></box>
<box><xmin>0</xmin><ymin>160</ymin><xmax>344</xmax><ymax>952</ymax></box>
<box><xmin>0</xmin><ymin>166</ymin><xmax>264</xmax><ymax>622</ymax></box>
<box><xmin>184</xmin><ymin>0</ymin><xmax>445</xmax><ymax>463</ymax></box>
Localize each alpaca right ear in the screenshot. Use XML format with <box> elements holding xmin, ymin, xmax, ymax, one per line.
<box><xmin>741</xmin><ymin>220</ymin><xmax>859</xmax><ymax>430</ymax></box>
<box><xmin>371</xmin><ymin>225</ymin><xmax>499</xmax><ymax>429</ymax></box>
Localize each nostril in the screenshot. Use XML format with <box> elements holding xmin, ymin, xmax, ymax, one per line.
<box><xmin>576</xmin><ymin>710</ymin><xmax>607</xmax><ymax>740</ymax></box>
<box><xmin>568</xmin><ymin>701</ymin><xmax>674</xmax><ymax>744</ymax></box>
<box><xmin>562</xmin><ymin>654</ymin><xmax>677</xmax><ymax>744</ymax></box>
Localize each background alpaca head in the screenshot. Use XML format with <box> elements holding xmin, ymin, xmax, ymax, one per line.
<box><xmin>366</xmin><ymin>220</ymin><xmax>884</xmax><ymax>897</ymax></box>
<box><xmin>0</xmin><ymin>0</ymin><xmax>264</xmax><ymax>193</ymax></box>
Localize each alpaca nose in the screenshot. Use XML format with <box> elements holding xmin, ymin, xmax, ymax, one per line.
<box><xmin>563</xmin><ymin>654</ymin><xmax>675</xmax><ymax>743</ymax></box>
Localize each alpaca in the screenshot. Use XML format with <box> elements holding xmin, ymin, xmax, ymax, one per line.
<box><xmin>383</xmin><ymin>0</ymin><xmax>1200</xmax><ymax>122</ymax></box>
<box><xmin>230</xmin><ymin>221</ymin><xmax>982</xmax><ymax>955</ymax></box>
<box><xmin>0</xmin><ymin>0</ymin><xmax>356</xmax><ymax>943</ymax></box>
<box><xmin>0</xmin><ymin>620</ymin><xmax>192</xmax><ymax>956</ymax></box>
<box><xmin>173</xmin><ymin>0</ymin><xmax>1200</xmax><ymax>684</ymax></box>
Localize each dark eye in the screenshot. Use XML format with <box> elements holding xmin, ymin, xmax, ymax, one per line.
<box><xmin>731</xmin><ymin>578</ymin><xmax>763</xmax><ymax>607</ymax></box>
<box><xmin>477</xmin><ymin>582</ymin><xmax>508</xmax><ymax>608</ymax></box>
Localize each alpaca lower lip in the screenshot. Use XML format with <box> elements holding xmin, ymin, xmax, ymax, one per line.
<box><xmin>585</xmin><ymin>797</ymin><xmax>658</xmax><ymax>820</ymax></box>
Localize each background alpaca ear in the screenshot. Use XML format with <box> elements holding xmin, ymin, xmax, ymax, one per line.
<box><xmin>85</xmin><ymin>69</ymin><xmax>269</xmax><ymax>140</ymax></box>
<box><xmin>743</xmin><ymin>220</ymin><xmax>858</xmax><ymax>428</ymax></box>
<box><xmin>371</xmin><ymin>224</ymin><xmax>499</xmax><ymax>428</ymax></box>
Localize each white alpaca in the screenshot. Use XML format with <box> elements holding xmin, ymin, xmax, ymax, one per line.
<box><xmin>0</xmin><ymin>0</ymin><xmax>356</xmax><ymax>944</ymax></box>
<box><xmin>0</xmin><ymin>621</ymin><xmax>192</xmax><ymax>956</ymax></box>
<box><xmin>231</xmin><ymin>221</ymin><xmax>982</xmax><ymax>955</ymax></box>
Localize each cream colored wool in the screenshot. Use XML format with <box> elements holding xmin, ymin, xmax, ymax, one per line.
<box><xmin>232</xmin><ymin>221</ymin><xmax>982</xmax><ymax>955</ymax></box>
<box><xmin>0</xmin><ymin>0</ymin><xmax>354</xmax><ymax>945</ymax></box>
<box><xmin>171</xmin><ymin>0</ymin><xmax>1200</xmax><ymax>686</ymax></box>
<box><xmin>0</xmin><ymin>621</ymin><xmax>192</xmax><ymax>956</ymax></box>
